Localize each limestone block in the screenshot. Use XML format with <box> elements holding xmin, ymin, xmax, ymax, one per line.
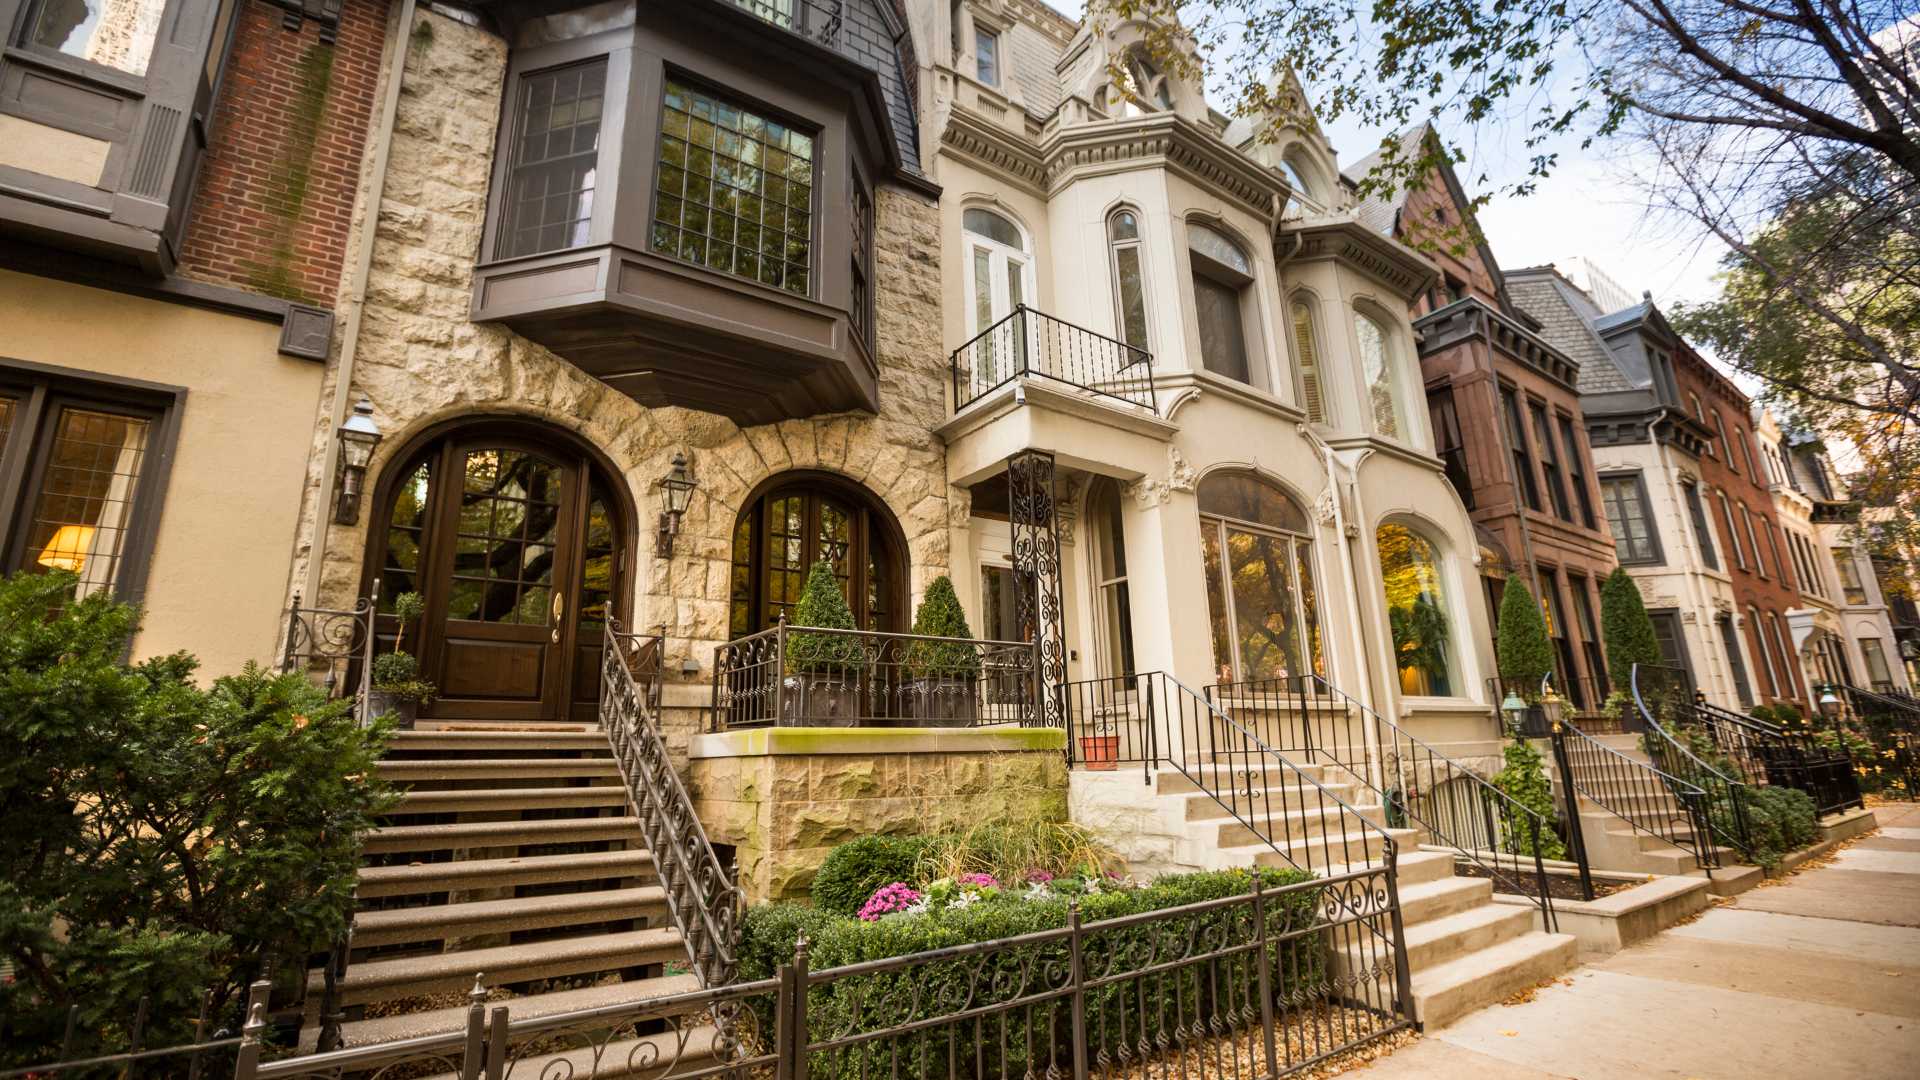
<box><xmin>809</xmin><ymin>756</ymin><xmax>881</xmax><ymax>802</ymax></box>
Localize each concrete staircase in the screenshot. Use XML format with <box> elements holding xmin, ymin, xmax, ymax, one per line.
<box><xmin>1539</xmin><ymin>731</ymin><xmax>1763</xmax><ymax>895</ymax></box>
<box><xmin>304</xmin><ymin>721</ymin><xmax>713</xmax><ymax>1071</ymax></box>
<box><xmin>1146</xmin><ymin>761</ymin><xmax>1577</xmax><ymax>1029</ymax></box>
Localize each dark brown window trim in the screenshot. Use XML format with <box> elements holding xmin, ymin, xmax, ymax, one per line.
<box><xmin>0</xmin><ymin>356</ymin><xmax>186</xmax><ymax>615</ymax></box>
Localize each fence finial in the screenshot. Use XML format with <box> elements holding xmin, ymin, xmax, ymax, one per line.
<box><xmin>468</xmin><ymin>974</ymin><xmax>488</xmax><ymax>1006</ymax></box>
<box><xmin>793</xmin><ymin>931</ymin><xmax>811</xmax><ymax>966</ymax></box>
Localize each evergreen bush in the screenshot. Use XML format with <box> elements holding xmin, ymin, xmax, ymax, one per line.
<box><xmin>786</xmin><ymin>560</ymin><xmax>866</xmax><ymax>676</ymax></box>
<box><xmin>1495</xmin><ymin>574</ymin><xmax>1555</xmax><ymax>696</ymax></box>
<box><xmin>904</xmin><ymin>576</ymin><xmax>981</xmax><ymax>680</ymax></box>
<box><xmin>1490</xmin><ymin>739</ymin><xmax>1569</xmax><ymax>860</ymax></box>
<box><xmin>811</xmin><ymin>835</ymin><xmax>937</xmax><ymax>917</ymax></box>
<box><xmin>1600</xmin><ymin>568</ymin><xmax>1660</xmax><ymax>694</ymax></box>
<box><xmin>0</xmin><ymin>570</ymin><xmax>396</xmax><ymax>1065</ymax></box>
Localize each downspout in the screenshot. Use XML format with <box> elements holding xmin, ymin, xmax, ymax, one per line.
<box><xmin>304</xmin><ymin>0</ymin><xmax>420</xmax><ymax>604</ymax></box>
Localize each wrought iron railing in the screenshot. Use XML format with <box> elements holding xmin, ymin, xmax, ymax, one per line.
<box><xmin>1631</xmin><ymin>664</ymin><xmax>1753</xmax><ymax>859</ymax></box>
<box><xmin>1691</xmin><ymin>698</ymin><xmax>1862</xmax><ymax>816</ymax></box>
<box><xmin>730</xmin><ymin>0</ymin><xmax>851</xmax><ymax>47</ymax></box>
<box><xmin>3</xmin><ymin>982</ymin><xmax>265</xmax><ymax>1080</ymax></box>
<box><xmin>1552</xmin><ymin>711</ymin><xmax>1717</xmax><ymax>870</ymax></box>
<box><xmin>243</xmin><ymin>869</ymin><xmax>1411</xmax><ymax>1080</ymax></box>
<box><xmin>1839</xmin><ymin>682</ymin><xmax>1920</xmax><ymax>796</ymax></box>
<box><xmin>605</xmin><ymin>622</ymin><xmax>745</xmax><ymax>987</ymax></box>
<box><xmin>1208</xmin><ymin>674</ymin><xmax>1575</xmax><ymax>920</ymax></box>
<box><xmin>711</xmin><ymin>621</ymin><xmax>1042</xmax><ymax>729</ymax></box>
<box><xmin>1486</xmin><ymin>671</ymin><xmax>1622</xmax><ymax>735</ymax></box>
<box><xmin>280</xmin><ymin>582</ymin><xmax>378</xmax><ymax>715</ymax></box>
<box><xmin>950</xmin><ymin>304</ymin><xmax>1158</xmax><ymax>415</ymax></box>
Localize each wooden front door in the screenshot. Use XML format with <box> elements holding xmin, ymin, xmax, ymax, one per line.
<box><xmin>375</xmin><ymin>434</ymin><xmax>618</xmax><ymax>723</ymax></box>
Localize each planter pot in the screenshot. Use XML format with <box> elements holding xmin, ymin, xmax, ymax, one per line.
<box><xmin>907</xmin><ymin>676</ymin><xmax>979</xmax><ymax>727</ymax></box>
<box><xmin>1079</xmin><ymin>734</ymin><xmax>1121</xmax><ymax>770</ymax></box>
<box><xmin>367</xmin><ymin>689</ymin><xmax>418</xmax><ymax>729</ymax></box>
<box><xmin>779</xmin><ymin>674</ymin><xmax>861</xmax><ymax>726</ymax></box>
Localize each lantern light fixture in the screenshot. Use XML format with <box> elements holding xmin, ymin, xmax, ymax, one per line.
<box><xmin>332</xmin><ymin>397</ymin><xmax>383</xmax><ymax>525</ymax></box>
<box><xmin>656</xmin><ymin>452</ymin><xmax>697</xmax><ymax>556</ymax></box>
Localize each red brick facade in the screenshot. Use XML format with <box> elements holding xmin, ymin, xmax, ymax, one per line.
<box><xmin>176</xmin><ymin>0</ymin><xmax>388</xmax><ymax>307</ymax></box>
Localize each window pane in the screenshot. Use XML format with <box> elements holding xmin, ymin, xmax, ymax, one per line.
<box><xmin>1684</xmin><ymin>484</ymin><xmax>1717</xmax><ymax>569</ymax></box>
<box><xmin>1359</xmin><ymin>315</ymin><xmax>1400</xmax><ymax>438</ymax></box>
<box><xmin>976</xmin><ymin>28</ymin><xmax>999</xmax><ymax>84</ymax></box>
<box><xmin>1378</xmin><ymin>522</ymin><xmax>1452</xmax><ymax>696</ymax></box>
<box><xmin>1604</xmin><ymin>476</ymin><xmax>1656</xmax><ymax>563</ymax></box>
<box><xmin>447</xmin><ymin>449</ymin><xmax>564</xmax><ymax>625</ymax></box>
<box><xmin>1226</xmin><ymin>528</ymin><xmax>1301</xmax><ymax>681</ymax></box>
<box><xmin>23</xmin><ymin>407</ymin><xmax>150</xmax><ymax>598</ymax></box>
<box><xmin>1290</xmin><ymin>301</ymin><xmax>1324</xmax><ymax>423</ymax></box>
<box><xmin>962</xmin><ymin>208</ymin><xmax>1024</xmax><ymax>248</ymax></box>
<box><xmin>1108</xmin><ymin>211</ymin><xmax>1139</xmax><ymax>242</ymax></box>
<box><xmin>499</xmin><ymin>60</ymin><xmax>607</xmax><ymax>259</ymax></box>
<box><xmin>1113</xmin><ymin>245</ymin><xmax>1148</xmax><ymax>350</ymax></box>
<box><xmin>1192</xmin><ymin>273</ymin><xmax>1249</xmax><ymax>382</ymax></box>
<box><xmin>381</xmin><ymin>459</ymin><xmax>435</xmax><ymax>608</ymax></box>
<box><xmin>1187</xmin><ymin>224</ymin><xmax>1250</xmax><ymax>275</ymax></box>
<box><xmin>652</xmin><ymin>80</ymin><xmax>814</xmax><ymax>295</ymax></box>
<box><xmin>1295</xmin><ymin>538</ymin><xmax>1325</xmax><ymax>677</ymax></box>
<box><xmin>1202</xmin><ymin>523</ymin><xmax>1234</xmax><ymax>684</ymax></box>
<box><xmin>1196</xmin><ymin>472</ymin><xmax>1308</xmax><ymax>532</ymax></box>
<box><xmin>28</xmin><ymin>0</ymin><xmax>165</xmax><ymax>76</ymax></box>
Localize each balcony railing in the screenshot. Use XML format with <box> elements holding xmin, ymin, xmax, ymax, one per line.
<box><xmin>951</xmin><ymin>305</ymin><xmax>1157</xmax><ymax>415</ymax></box>
<box><xmin>711</xmin><ymin>622</ymin><xmax>1043</xmax><ymax>729</ymax></box>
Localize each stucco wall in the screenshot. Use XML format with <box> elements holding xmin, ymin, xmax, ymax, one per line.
<box><xmin>294</xmin><ymin>10</ymin><xmax>951</xmax><ymax>681</ymax></box>
<box><xmin>0</xmin><ymin>270</ymin><xmax>323</xmax><ymax>679</ymax></box>
<box><xmin>688</xmin><ymin>727</ymin><xmax>1069</xmax><ymax>902</ymax></box>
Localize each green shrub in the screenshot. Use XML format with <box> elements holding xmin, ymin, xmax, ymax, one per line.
<box><xmin>1723</xmin><ymin>786</ymin><xmax>1818</xmax><ymax>870</ymax></box>
<box><xmin>1495</xmin><ymin>574</ymin><xmax>1554</xmax><ymax>694</ymax></box>
<box><xmin>741</xmin><ymin>866</ymin><xmax>1326</xmax><ymax>1080</ymax></box>
<box><xmin>0</xmin><ymin>571</ymin><xmax>396</xmax><ymax>1064</ymax></box>
<box><xmin>904</xmin><ymin>576</ymin><xmax>980</xmax><ymax>679</ymax></box>
<box><xmin>785</xmin><ymin>560</ymin><xmax>866</xmax><ymax>676</ymax></box>
<box><xmin>811</xmin><ymin>835</ymin><xmax>936</xmax><ymax>917</ymax></box>
<box><xmin>1600</xmin><ymin>569</ymin><xmax>1659</xmax><ymax>694</ymax></box>
<box><xmin>1490</xmin><ymin>739</ymin><xmax>1568</xmax><ymax>860</ymax></box>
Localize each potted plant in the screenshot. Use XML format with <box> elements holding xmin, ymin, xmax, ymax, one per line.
<box><xmin>1495</xmin><ymin>574</ymin><xmax>1554</xmax><ymax>736</ymax></box>
<box><xmin>904</xmin><ymin>576</ymin><xmax>981</xmax><ymax>726</ymax></box>
<box><xmin>781</xmin><ymin>561</ymin><xmax>865</xmax><ymax>725</ymax></box>
<box><xmin>1078</xmin><ymin>712</ymin><xmax>1121</xmax><ymax>770</ymax></box>
<box><xmin>368</xmin><ymin>591</ymin><xmax>435</xmax><ymax>727</ymax></box>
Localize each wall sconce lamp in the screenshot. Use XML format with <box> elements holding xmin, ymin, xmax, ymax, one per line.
<box><xmin>332</xmin><ymin>397</ymin><xmax>383</xmax><ymax>526</ymax></box>
<box><xmin>656</xmin><ymin>452</ymin><xmax>696</xmax><ymax>556</ymax></box>
<box><xmin>1818</xmin><ymin>685</ymin><xmax>1842</xmax><ymax>721</ymax></box>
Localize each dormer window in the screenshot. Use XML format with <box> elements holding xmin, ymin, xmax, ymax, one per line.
<box><xmin>1114</xmin><ymin>46</ymin><xmax>1172</xmax><ymax>115</ymax></box>
<box><xmin>975</xmin><ymin>26</ymin><xmax>1000</xmax><ymax>85</ymax></box>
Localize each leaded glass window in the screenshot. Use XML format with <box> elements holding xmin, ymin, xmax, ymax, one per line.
<box><xmin>498</xmin><ymin>60</ymin><xmax>607</xmax><ymax>259</ymax></box>
<box><xmin>653</xmin><ymin>79</ymin><xmax>815</xmax><ymax>296</ymax></box>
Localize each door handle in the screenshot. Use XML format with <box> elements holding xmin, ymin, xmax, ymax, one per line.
<box><xmin>551</xmin><ymin>592</ymin><xmax>565</xmax><ymax>643</ymax></box>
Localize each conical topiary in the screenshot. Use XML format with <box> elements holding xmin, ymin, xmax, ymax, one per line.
<box><xmin>785</xmin><ymin>560</ymin><xmax>865</xmax><ymax>676</ymax></box>
<box><xmin>906</xmin><ymin>576</ymin><xmax>980</xmax><ymax>679</ymax></box>
<box><xmin>1495</xmin><ymin>574</ymin><xmax>1555</xmax><ymax>698</ymax></box>
<box><xmin>1600</xmin><ymin>568</ymin><xmax>1659</xmax><ymax>694</ymax></box>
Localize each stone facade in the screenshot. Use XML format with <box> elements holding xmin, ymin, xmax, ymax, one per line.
<box><xmin>687</xmin><ymin>728</ymin><xmax>1069</xmax><ymax>901</ymax></box>
<box><xmin>295</xmin><ymin>10</ymin><xmax>951</xmax><ymax>682</ymax></box>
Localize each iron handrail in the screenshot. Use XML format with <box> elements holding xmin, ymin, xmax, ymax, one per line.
<box><xmin>1553</xmin><ymin>715</ymin><xmax>1718</xmax><ymax>869</ymax></box>
<box><xmin>1630</xmin><ymin>664</ymin><xmax>1752</xmax><ymax>858</ymax></box>
<box><xmin>604</xmin><ymin>622</ymin><xmax>745</xmax><ymax>986</ymax></box>
<box><xmin>949</xmin><ymin>303</ymin><xmax>1158</xmax><ymax>415</ymax></box>
<box><xmin>1210</xmin><ymin>674</ymin><xmax>1570</xmax><ymax>921</ymax></box>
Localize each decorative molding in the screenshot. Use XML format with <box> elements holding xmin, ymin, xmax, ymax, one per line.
<box><xmin>1166</xmin><ymin>447</ymin><xmax>1196</xmax><ymax>493</ymax></box>
<box><xmin>1287</xmin><ymin>220</ymin><xmax>1437</xmax><ymax>300</ymax></box>
<box><xmin>940</xmin><ymin>111</ymin><xmax>1049</xmax><ymax>195</ymax></box>
<box><xmin>1311</xmin><ymin>486</ymin><xmax>1337</xmax><ymax>527</ymax></box>
<box><xmin>1125</xmin><ymin>475</ymin><xmax>1171</xmax><ymax>509</ymax></box>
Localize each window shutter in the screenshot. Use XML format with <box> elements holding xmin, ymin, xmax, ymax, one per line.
<box><xmin>1291</xmin><ymin>301</ymin><xmax>1324</xmax><ymax>422</ymax></box>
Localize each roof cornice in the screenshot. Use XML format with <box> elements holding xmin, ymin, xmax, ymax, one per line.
<box><xmin>1286</xmin><ymin>219</ymin><xmax>1438</xmax><ymax>300</ymax></box>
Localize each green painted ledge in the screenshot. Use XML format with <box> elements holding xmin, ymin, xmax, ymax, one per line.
<box><xmin>689</xmin><ymin>726</ymin><xmax>1067</xmax><ymax>758</ymax></box>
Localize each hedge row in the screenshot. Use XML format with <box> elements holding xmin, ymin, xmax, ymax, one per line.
<box><xmin>741</xmin><ymin>866</ymin><xmax>1333</xmax><ymax>1080</ymax></box>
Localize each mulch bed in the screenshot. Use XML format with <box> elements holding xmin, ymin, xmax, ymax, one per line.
<box><xmin>1453</xmin><ymin>861</ymin><xmax>1632</xmax><ymax>901</ymax></box>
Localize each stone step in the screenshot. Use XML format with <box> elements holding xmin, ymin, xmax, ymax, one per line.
<box><xmin>423</xmin><ymin>1026</ymin><xmax>719</xmax><ymax>1080</ymax></box>
<box><xmin>1155</xmin><ymin>761</ymin><xmax>1328</xmax><ymax>793</ymax></box>
<box><xmin>364</xmin><ymin>815</ymin><xmax>641</xmax><ymax>855</ymax></box>
<box><xmin>332</xmin><ymin>973</ymin><xmax>701</xmax><ymax>1048</ymax></box>
<box><xmin>1232</xmin><ymin>827</ymin><xmax>1414</xmax><ymax>874</ymax></box>
<box><xmin>358</xmin><ymin>850</ymin><xmax>655</xmax><ymax>898</ymax></box>
<box><xmin>1211</xmin><ymin>802</ymin><xmax>1389</xmax><ymax>847</ymax></box>
<box><xmin>1395</xmin><ymin>850</ymin><xmax>1458</xmax><ymax>887</ymax></box>
<box><xmin>393</xmin><ymin>786</ymin><xmax>631</xmax><ymax>814</ymax></box>
<box><xmin>1376</xmin><ymin>902</ymin><xmax>1534</xmax><ymax>973</ymax></box>
<box><xmin>1182</xmin><ymin>783</ymin><xmax>1359</xmax><ymax>821</ymax></box>
<box><xmin>1395</xmin><ymin>875</ymin><xmax>1493</xmax><ymax>926</ymax></box>
<box><xmin>376</xmin><ymin>758</ymin><xmax>623</xmax><ymax>782</ymax></box>
<box><xmin>312</xmin><ymin>926</ymin><xmax>684</xmax><ymax>1005</ymax></box>
<box><xmin>387</xmin><ymin>730</ymin><xmax>612</xmax><ymax>752</ymax></box>
<box><xmin>1408</xmin><ymin>930</ymin><xmax>1578</xmax><ymax>1029</ymax></box>
<box><xmin>351</xmin><ymin>886</ymin><xmax>668</xmax><ymax>947</ymax></box>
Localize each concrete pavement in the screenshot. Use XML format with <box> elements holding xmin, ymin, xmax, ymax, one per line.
<box><xmin>1354</xmin><ymin>803</ymin><xmax>1920</xmax><ymax>1079</ymax></box>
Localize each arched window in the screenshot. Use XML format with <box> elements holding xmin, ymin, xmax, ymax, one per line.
<box><xmin>1087</xmin><ymin>479</ymin><xmax>1135</xmax><ymax>676</ymax></box>
<box><xmin>1112</xmin><ymin>46</ymin><xmax>1173</xmax><ymax>115</ymax></box>
<box><xmin>728</xmin><ymin>472</ymin><xmax>903</xmax><ymax>636</ymax></box>
<box><xmin>1107</xmin><ymin>209</ymin><xmax>1150</xmax><ymax>352</ymax></box>
<box><xmin>1188</xmin><ymin>223</ymin><xmax>1255</xmax><ymax>384</ymax></box>
<box><xmin>960</xmin><ymin>207</ymin><xmax>1033</xmax><ymax>397</ymax></box>
<box><xmin>1198</xmin><ymin>471</ymin><xmax>1324</xmax><ymax>684</ymax></box>
<box><xmin>1377</xmin><ymin>521</ymin><xmax>1453</xmax><ymax>696</ymax></box>
<box><xmin>1357</xmin><ymin>311</ymin><xmax>1405</xmax><ymax>439</ymax></box>
<box><xmin>1289</xmin><ymin>297</ymin><xmax>1325</xmax><ymax>422</ymax></box>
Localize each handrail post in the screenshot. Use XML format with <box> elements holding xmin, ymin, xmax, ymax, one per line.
<box><xmin>460</xmin><ymin>977</ymin><xmax>487</xmax><ymax>1080</ymax></box>
<box><xmin>230</xmin><ymin>981</ymin><xmax>269</xmax><ymax>1080</ymax></box>
<box><xmin>1252</xmin><ymin>873</ymin><xmax>1279</xmax><ymax>1071</ymax></box>
<box><xmin>773</xmin><ymin>617</ymin><xmax>788</xmax><ymax>726</ymax></box>
<box><xmin>776</xmin><ymin>935</ymin><xmax>811</xmax><ymax>1080</ymax></box>
<box><xmin>1382</xmin><ymin>844</ymin><xmax>1416</xmax><ymax>1026</ymax></box>
<box><xmin>1549</xmin><ymin>720</ymin><xmax>1595</xmax><ymax>901</ymax></box>
<box><xmin>1068</xmin><ymin>901</ymin><xmax>1089</xmax><ymax>1080</ymax></box>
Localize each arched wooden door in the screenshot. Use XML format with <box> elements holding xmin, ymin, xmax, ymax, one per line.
<box><xmin>372</xmin><ymin>428</ymin><xmax>626</xmax><ymax>722</ymax></box>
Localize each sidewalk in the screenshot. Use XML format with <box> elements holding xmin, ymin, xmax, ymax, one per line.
<box><xmin>1356</xmin><ymin>803</ymin><xmax>1920</xmax><ymax>1079</ymax></box>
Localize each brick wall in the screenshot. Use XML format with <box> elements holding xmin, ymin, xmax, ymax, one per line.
<box><xmin>176</xmin><ymin>0</ymin><xmax>388</xmax><ymax>306</ymax></box>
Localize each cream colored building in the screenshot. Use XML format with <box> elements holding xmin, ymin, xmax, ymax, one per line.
<box><xmin>920</xmin><ymin>0</ymin><xmax>1496</xmax><ymax>753</ymax></box>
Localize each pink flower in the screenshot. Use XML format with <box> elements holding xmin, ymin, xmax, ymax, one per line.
<box><xmin>857</xmin><ymin>882</ymin><xmax>922</xmax><ymax>921</ymax></box>
<box><xmin>1021</xmin><ymin>868</ymin><xmax>1055</xmax><ymax>884</ymax></box>
<box><xmin>958</xmin><ymin>872</ymin><xmax>1000</xmax><ymax>889</ymax></box>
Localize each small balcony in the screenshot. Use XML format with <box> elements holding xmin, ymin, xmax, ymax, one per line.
<box><xmin>950</xmin><ymin>306</ymin><xmax>1158</xmax><ymax>417</ymax></box>
<box><xmin>711</xmin><ymin>623</ymin><xmax>1042</xmax><ymax>728</ymax></box>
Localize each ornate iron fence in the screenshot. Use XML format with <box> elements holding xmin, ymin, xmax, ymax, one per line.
<box><xmin>606</xmin><ymin>622</ymin><xmax>747</xmax><ymax>987</ymax></box>
<box><xmin>711</xmin><ymin>621</ymin><xmax>1042</xmax><ymax>729</ymax></box>
<box><xmin>1208</xmin><ymin>674</ymin><xmax>1578</xmax><ymax>919</ymax></box>
<box><xmin>239</xmin><ymin>870</ymin><xmax>1411</xmax><ymax>1080</ymax></box>
<box><xmin>1691</xmin><ymin>698</ymin><xmax>1862</xmax><ymax>816</ymax></box>
<box><xmin>1552</xmin><ymin>713</ymin><xmax>1718</xmax><ymax>870</ymax></box>
<box><xmin>1631</xmin><ymin>664</ymin><xmax>1754</xmax><ymax>858</ymax></box>
<box><xmin>2</xmin><ymin>982</ymin><xmax>265</xmax><ymax>1080</ymax></box>
<box><xmin>280</xmin><ymin>583</ymin><xmax>378</xmax><ymax>714</ymax></box>
<box><xmin>951</xmin><ymin>305</ymin><xmax>1158</xmax><ymax>415</ymax></box>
